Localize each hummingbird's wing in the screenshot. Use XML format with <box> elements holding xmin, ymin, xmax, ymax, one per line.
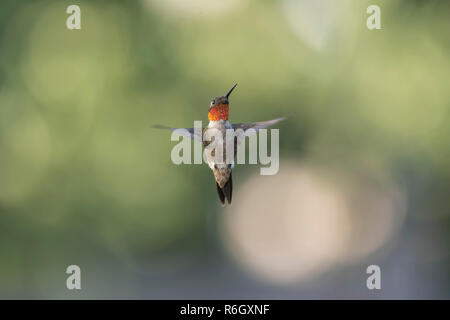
<box><xmin>230</xmin><ymin>117</ymin><xmax>285</xmax><ymax>160</ymax></box>
<box><xmin>153</xmin><ymin>125</ymin><xmax>203</xmax><ymax>142</ymax></box>
<box><xmin>232</xmin><ymin>117</ymin><xmax>285</xmax><ymax>134</ymax></box>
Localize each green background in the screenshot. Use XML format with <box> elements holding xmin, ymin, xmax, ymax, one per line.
<box><xmin>0</xmin><ymin>0</ymin><xmax>449</xmax><ymax>298</ymax></box>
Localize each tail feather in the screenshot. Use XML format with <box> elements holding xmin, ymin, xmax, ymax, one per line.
<box><xmin>215</xmin><ymin>182</ymin><xmax>226</xmax><ymax>206</ymax></box>
<box><xmin>223</xmin><ymin>173</ymin><xmax>232</xmax><ymax>205</ymax></box>
<box><xmin>214</xmin><ymin>173</ymin><xmax>233</xmax><ymax>206</ymax></box>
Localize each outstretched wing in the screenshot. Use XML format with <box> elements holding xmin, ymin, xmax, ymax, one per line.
<box><xmin>232</xmin><ymin>117</ymin><xmax>285</xmax><ymax>135</ymax></box>
<box><xmin>231</xmin><ymin>117</ymin><xmax>285</xmax><ymax>157</ymax></box>
<box><xmin>154</xmin><ymin>117</ymin><xmax>285</xmax><ymax>156</ymax></box>
<box><xmin>153</xmin><ymin>124</ymin><xmax>203</xmax><ymax>142</ymax></box>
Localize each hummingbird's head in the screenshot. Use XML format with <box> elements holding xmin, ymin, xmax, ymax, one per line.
<box><xmin>208</xmin><ymin>83</ymin><xmax>237</xmax><ymax>121</ymax></box>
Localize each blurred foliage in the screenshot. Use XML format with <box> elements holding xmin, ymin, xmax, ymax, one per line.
<box><xmin>0</xmin><ymin>0</ymin><xmax>449</xmax><ymax>298</ymax></box>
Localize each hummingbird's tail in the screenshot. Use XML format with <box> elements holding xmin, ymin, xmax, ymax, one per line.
<box><xmin>215</xmin><ymin>173</ymin><xmax>232</xmax><ymax>206</ymax></box>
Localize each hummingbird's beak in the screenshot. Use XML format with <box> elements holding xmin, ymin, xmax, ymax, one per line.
<box><xmin>225</xmin><ymin>83</ymin><xmax>238</xmax><ymax>99</ymax></box>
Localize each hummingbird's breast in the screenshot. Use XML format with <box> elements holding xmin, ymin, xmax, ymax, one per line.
<box><xmin>207</xmin><ymin>119</ymin><xmax>232</xmax><ymax>130</ymax></box>
<box><xmin>203</xmin><ymin>120</ymin><xmax>233</xmax><ymax>171</ymax></box>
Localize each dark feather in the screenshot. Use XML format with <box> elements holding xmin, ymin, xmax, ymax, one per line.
<box><xmin>232</xmin><ymin>117</ymin><xmax>285</xmax><ymax>133</ymax></box>
<box><xmin>215</xmin><ymin>182</ymin><xmax>226</xmax><ymax>206</ymax></box>
<box><xmin>222</xmin><ymin>173</ymin><xmax>232</xmax><ymax>205</ymax></box>
<box><xmin>153</xmin><ymin>124</ymin><xmax>203</xmax><ymax>142</ymax></box>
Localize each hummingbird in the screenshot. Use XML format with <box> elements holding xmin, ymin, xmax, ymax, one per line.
<box><xmin>155</xmin><ymin>84</ymin><xmax>284</xmax><ymax>206</ymax></box>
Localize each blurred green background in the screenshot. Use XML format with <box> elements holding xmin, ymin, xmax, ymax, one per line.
<box><xmin>0</xmin><ymin>0</ymin><xmax>449</xmax><ymax>298</ymax></box>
